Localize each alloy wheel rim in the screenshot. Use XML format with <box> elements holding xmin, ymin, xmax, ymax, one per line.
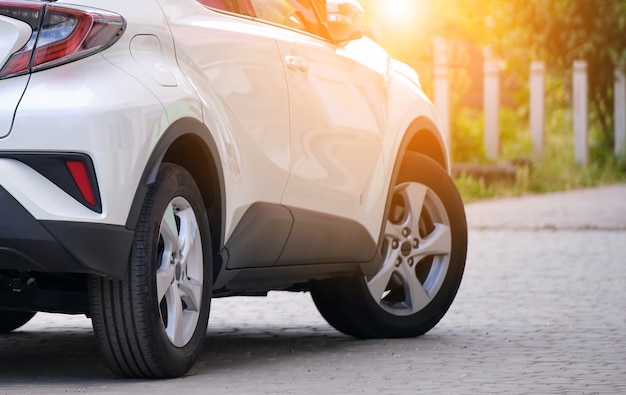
<box><xmin>156</xmin><ymin>196</ymin><xmax>203</xmax><ymax>347</ymax></box>
<box><xmin>366</xmin><ymin>182</ymin><xmax>452</xmax><ymax>316</ymax></box>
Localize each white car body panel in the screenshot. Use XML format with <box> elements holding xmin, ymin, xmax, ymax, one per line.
<box><xmin>263</xmin><ymin>23</ymin><xmax>389</xmax><ymax>239</ymax></box>
<box><xmin>0</xmin><ymin>1</ymin><xmax>465</xmax><ymax>378</ymax></box>
<box><xmin>0</xmin><ymin>74</ymin><xmax>28</xmax><ymax>139</ymax></box>
<box><xmin>0</xmin><ymin>159</ymin><xmax>101</xmax><ymax>220</ymax></box>
<box><xmin>157</xmin><ymin>0</ymin><xmax>292</xmax><ymax>239</ymax></box>
<box><xmin>0</xmin><ymin>15</ymin><xmax>31</xmax><ymax>138</ymax></box>
<box><xmin>0</xmin><ymin>15</ymin><xmax>31</xmax><ymax>68</ymax></box>
<box><xmin>0</xmin><ymin>0</ymin><xmax>444</xmax><ymax>253</ymax></box>
<box><xmin>5</xmin><ymin>54</ymin><xmax>166</xmax><ymax>225</ymax></box>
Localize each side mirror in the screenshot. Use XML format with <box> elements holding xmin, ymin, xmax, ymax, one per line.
<box><xmin>326</xmin><ymin>0</ymin><xmax>365</xmax><ymax>43</ymax></box>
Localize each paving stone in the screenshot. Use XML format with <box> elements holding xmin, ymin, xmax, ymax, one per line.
<box><xmin>1</xmin><ymin>185</ymin><xmax>625</xmax><ymax>393</ymax></box>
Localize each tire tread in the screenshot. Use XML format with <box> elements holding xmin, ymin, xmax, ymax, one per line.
<box><xmin>311</xmin><ymin>153</ymin><xmax>467</xmax><ymax>339</ymax></box>
<box><xmin>89</xmin><ymin>163</ymin><xmax>211</xmax><ymax>378</ymax></box>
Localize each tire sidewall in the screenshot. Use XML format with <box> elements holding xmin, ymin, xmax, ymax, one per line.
<box><xmin>359</xmin><ymin>153</ymin><xmax>468</xmax><ymax>335</ymax></box>
<box><xmin>136</xmin><ymin>164</ymin><xmax>212</xmax><ymax>374</ymax></box>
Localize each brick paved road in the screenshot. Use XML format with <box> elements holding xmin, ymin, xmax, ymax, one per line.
<box><xmin>1</xmin><ymin>185</ymin><xmax>625</xmax><ymax>394</ymax></box>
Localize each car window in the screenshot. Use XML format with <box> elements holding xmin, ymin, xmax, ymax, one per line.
<box><xmin>247</xmin><ymin>0</ymin><xmax>324</xmax><ymax>35</ymax></box>
<box><xmin>197</xmin><ymin>0</ymin><xmax>241</xmax><ymax>12</ymax></box>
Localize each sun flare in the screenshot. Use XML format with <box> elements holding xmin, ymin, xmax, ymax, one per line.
<box><xmin>377</xmin><ymin>0</ymin><xmax>422</xmax><ymax>26</ymax></box>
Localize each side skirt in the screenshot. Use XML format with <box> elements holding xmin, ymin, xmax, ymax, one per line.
<box><xmin>214</xmin><ymin>202</ymin><xmax>381</xmax><ymax>293</ymax></box>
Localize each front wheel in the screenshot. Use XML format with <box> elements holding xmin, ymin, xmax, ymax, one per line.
<box><xmin>311</xmin><ymin>153</ymin><xmax>467</xmax><ymax>338</ymax></box>
<box><xmin>89</xmin><ymin>163</ymin><xmax>212</xmax><ymax>378</ymax></box>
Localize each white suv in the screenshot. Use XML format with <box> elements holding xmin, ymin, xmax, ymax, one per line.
<box><xmin>0</xmin><ymin>0</ymin><xmax>467</xmax><ymax>378</ymax></box>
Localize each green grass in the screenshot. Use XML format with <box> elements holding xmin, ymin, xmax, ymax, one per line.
<box><xmin>452</xmin><ymin>106</ymin><xmax>626</xmax><ymax>203</ymax></box>
<box><xmin>454</xmin><ymin>158</ymin><xmax>626</xmax><ymax>203</ymax></box>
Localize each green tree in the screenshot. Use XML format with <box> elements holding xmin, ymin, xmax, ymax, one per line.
<box><xmin>361</xmin><ymin>0</ymin><xmax>626</xmax><ymax>153</ymax></box>
<box><xmin>493</xmin><ymin>0</ymin><xmax>626</xmax><ymax>151</ymax></box>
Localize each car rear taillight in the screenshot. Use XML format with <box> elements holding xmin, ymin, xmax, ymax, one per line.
<box><xmin>0</xmin><ymin>1</ymin><xmax>125</xmax><ymax>79</ymax></box>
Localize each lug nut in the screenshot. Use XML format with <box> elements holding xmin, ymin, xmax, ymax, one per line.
<box><xmin>413</xmin><ymin>239</ymin><xmax>419</xmax><ymax>248</ymax></box>
<box><xmin>392</xmin><ymin>240</ymin><xmax>399</xmax><ymax>249</ymax></box>
<box><xmin>395</xmin><ymin>257</ymin><xmax>402</xmax><ymax>267</ymax></box>
<box><xmin>408</xmin><ymin>257</ymin><xmax>414</xmax><ymax>266</ymax></box>
<box><xmin>402</xmin><ymin>228</ymin><xmax>410</xmax><ymax>237</ymax></box>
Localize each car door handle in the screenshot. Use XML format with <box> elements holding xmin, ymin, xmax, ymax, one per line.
<box><xmin>285</xmin><ymin>56</ymin><xmax>309</xmax><ymax>72</ymax></box>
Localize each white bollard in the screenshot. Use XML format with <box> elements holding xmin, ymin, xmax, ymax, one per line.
<box><xmin>573</xmin><ymin>60</ymin><xmax>588</xmax><ymax>166</ymax></box>
<box><xmin>530</xmin><ymin>61</ymin><xmax>545</xmax><ymax>159</ymax></box>
<box><xmin>615</xmin><ymin>67</ymin><xmax>626</xmax><ymax>157</ymax></box>
<box><xmin>433</xmin><ymin>37</ymin><xmax>450</xmax><ymax>146</ymax></box>
<box><xmin>483</xmin><ymin>58</ymin><xmax>500</xmax><ymax>160</ymax></box>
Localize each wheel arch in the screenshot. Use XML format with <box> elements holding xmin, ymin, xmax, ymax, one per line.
<box><xmin>125</xmin><ymin>117</ymin><xmax>225</xmax><ymax>257</ymax></box>
<box><xmin>377</xmin><ymin>116</ymin><xmax>449</xmax><ymax>249</ymax></box>
<box><xmin>399</xmin><ymin>117</ymin><xmax>449</xmax><ymax>172</ymax></box>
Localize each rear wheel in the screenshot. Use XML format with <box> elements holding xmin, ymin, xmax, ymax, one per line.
<box><xmin>89</xmin><ymin>163</ymin><xmax>212</xmax><ymax>378</ymax></box>
<box><xmin>311</xmin><ymin>153</ymin><xmax>467</xmax><ymax>338</ymax></box>
<box><xmin>0</xmin><ymin>310</ymin><xmax>36</xmax><ymax>333</ymax></box>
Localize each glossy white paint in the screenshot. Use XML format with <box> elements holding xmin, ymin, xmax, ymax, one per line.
<box><xmin>0</xmin><ymin>0</ymin><xmax>446</xmax><ymax>248</ymax></box>
<box><xmin>6</xmin><ymin>54</ymin><xmax>165</xmax><ymax>225</ymax></box>
<box><xmin>0</xmin><ymin>159</ymin><xmax>102</xmax><ymax>220</ymax></box>
<box><xmin>0</xmin><ymin>15</ymin><xmax>32</xmax><ymax>138</ymax></box>
<box><xmin>265</xmin><ymin>23</ymin><xmax>387</xmax><ymax>238</ymax></box>
<box><xmin>0</xmin><ymin>15</ymin><xmax>30</xmax><ymax>69</ymax></box>
<box><xmin>158</xmin><ymin>0</ymin><xmax>292</xmax><ymax>239</ymax></box>
<box><xmin>129</xmin><ymin>35</ymin><xmax>178</xmax><ymax>87</ymax></box>
<box><xmin>0</xmin><ymin>74</ymin><xmax>29</xmax><ymax>139</ymax></box>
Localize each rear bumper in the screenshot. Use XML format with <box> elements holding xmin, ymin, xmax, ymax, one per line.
<box><xmin>0</xmin><ymin>185</ymin><xmax>133</xmax><ymax>279</ymax></box>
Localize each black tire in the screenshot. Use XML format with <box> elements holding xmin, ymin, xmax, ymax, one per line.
<box><xmin>311</xmin><ymin>153</ymin><xmax>467</xmax><ymax>338</ymax></box>
<box><xmin>89</xmin><ymin>163</ymin><xmax>212</xmax><ymax>378</ymax></box>
<box><xmin>0</xmin><ymin>310</ymin><xmax>36</xmax><ymax>333</ymax></box>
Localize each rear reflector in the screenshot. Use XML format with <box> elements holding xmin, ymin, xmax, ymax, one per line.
<box><xmin>66</xmin><ymin>159</ymin><xmax>96</xmax><ymax>207</ymax></box>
